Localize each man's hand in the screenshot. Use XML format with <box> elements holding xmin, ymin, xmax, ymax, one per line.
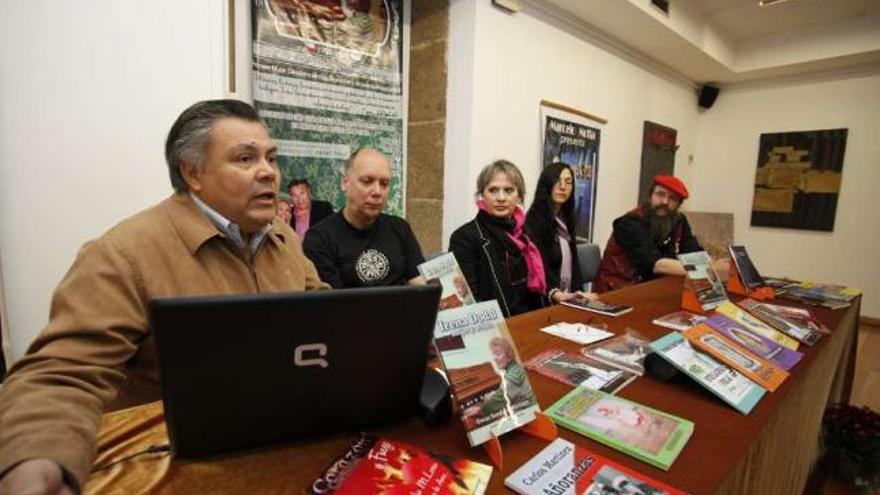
<box><xmin>0</xmin><ymin>459</ymin><xmax>74</xmax><ymax>495</ymax></box>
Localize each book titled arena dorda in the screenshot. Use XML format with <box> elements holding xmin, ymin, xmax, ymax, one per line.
<box><xmin>546</xmin><ymin>387</ymin><xmax>694</xmax><ymax>470</ymax></box>
<box><xmin>505</xmin><ymin>438</ymin><xmax>685</xmax><ymax>495</ymax></box>
<box><xmin>433</xmin><ymin>300</ymin><xmax>540</xmax><ymax>446</ymax></box>
<box><xmin>308</xmin><ymin>433</ymin><xmax>493</xmax><ymax>494</ymax></box>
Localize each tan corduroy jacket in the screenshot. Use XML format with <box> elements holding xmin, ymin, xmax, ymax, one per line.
<box><xmin>0</xmin><ymin>193</ymin><xmax>328</xmax><ymax>488</ymax></box>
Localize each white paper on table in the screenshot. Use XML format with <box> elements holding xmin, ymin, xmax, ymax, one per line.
<box><xmin>539</xmin><ymin>322</ymin><xmax>614</xmax><ymax>345</ymax></box>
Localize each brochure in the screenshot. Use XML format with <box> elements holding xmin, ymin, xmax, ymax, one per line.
<box><xmin>546</xmin><ymin>387</ymin><xmax>694</xmax><ymax>471</ymax></box>
<box><xmin>650</xmin><ymin>332</ymin><xmax>765</xmax><ymax>414</ymax></box>
<box><xmin>524</xmin><ymin>349</ymin><xmax>637</xmax><ymax>394</ymax></box>
<box><xmin>715</xmin><ymin>301</ymin><xmax>800</xmax><ymax>351</ymax></box>
<box><xmin>737</xmin><ymin>299</ymin><xmax>827</xmax><ymax>346</ymax></box>
<box><xmin>504</xmin><ymin>437</ymin><xmax>685</xmax><ymax>495</ymax></box>
<box><xmin>678</xmin><ymin>251</ymin><xmax>728</xmax><ymax>311</ymax></box>
<box><xmin>308</xmin><ymin>433</ymin><xmax>493</xmax><ymax>495</ymax></box>
<box><xmin>704</xmin><ymin>314</ymin><xmax>803</xmax><ymax>370</ymax></box>
<box><xmin>539</xmin><ymin>322</ymin><xmax>614</xmax><ymax>346</ymax></box>
<box><xmin>682</xmin><ymin>324</ymin><xmax>789</xmax><ymax>392</ymax></box>
<box><xmin>581</xmin><ymin>331</ymin><xmax>651</xmax><ymax>376</ymax></box>
<box><xmin>652</xmin><ymin>310</ymin><xmax>707</xmax><ymax>332</ymax></box>
<box><xmin>433</xmin><ymin>300</ymin><xmax>540</xmax><ymax>446</ymax></box>
<box><xmin>777</xmin><ymin>287</ymin><xmax>851</xmax><ymax>309</ymax></box>
<box><xmin>795</xmin><ymin>281</ymin><xmax>861</xmax><ymax>302</ymax></box>
<box><xmin>418</xmin><ymin>252</ymin><xmax>476</xmax><ymax>311</ymax></box>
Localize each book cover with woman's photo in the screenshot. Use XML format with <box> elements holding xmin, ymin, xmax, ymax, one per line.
<box><xmin>524</xmin><ymin>349</ymin><xmax>637</xmax><ymax>394</ymax></box>
<box><xmin>546</xmin><ymin>387</ymin><xmax>694</xmax><ymax>470</ymax></box>
<box><xmin>505</xmin><ymin>438</ymin><xmax>685</xmax><ymax>495</ymax></box>
<box><xmin>433</xmin><ymin>300</ymin><xmax>540</xmax><ymax>446</ymax></box>
<box><xmin>418</xmin><ymin>252</ymin><xmax>476</xmax><ymax>311</ymax></box>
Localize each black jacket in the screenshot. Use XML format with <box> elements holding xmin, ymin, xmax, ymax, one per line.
<box><xmin>449</xmin><ymin>212</ymin><xmax>547</xmax><ymax>318</ymax></box>
<box><xmin>528</xmin><ymin>220</ymin><xmax>583</xmax><ymax>292</ymax></box>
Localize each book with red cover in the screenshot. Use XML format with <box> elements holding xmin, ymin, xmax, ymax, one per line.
<box><xmin>308</xmin><ymin>433</ymin><xmax>493</xmax><ymax>495</ymax></box>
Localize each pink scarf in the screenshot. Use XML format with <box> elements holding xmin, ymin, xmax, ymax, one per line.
<box><xmin>478</xmin><ymin>201</ymin><xmax>547</xmax><ymax>294</ymax></box>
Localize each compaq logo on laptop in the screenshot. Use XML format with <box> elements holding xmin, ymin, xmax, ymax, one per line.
<box><xmin>294</xmin><ymin>343</ymin><xmax>328</xmax><ymax>368</ymax></box>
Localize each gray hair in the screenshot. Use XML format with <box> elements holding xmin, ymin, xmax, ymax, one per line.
<box><xmin>476</xmin><ymin>159</ymin><xmax>526</xmax><ymax>201</ymax></box>
<box><xmin>164</xmin><ymin>99</ymin><xmax>263</xmax><ymax>192</ymax></box>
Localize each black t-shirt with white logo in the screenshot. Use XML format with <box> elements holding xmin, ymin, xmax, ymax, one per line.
<box><xmin>302</xmin><ymin>212</ymin><xmax>424</xmax><ymax>289</ymax></box>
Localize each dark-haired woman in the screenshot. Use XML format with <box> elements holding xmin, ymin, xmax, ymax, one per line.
<box><xmin>525</xmin><ymin>163</ymin><xmax>597</xmax><ymax>303</ymax></box>
<box><xmin>449</xmin><ymin>160</ymin><xmax>548</xmax><ymax>318</ymax></box>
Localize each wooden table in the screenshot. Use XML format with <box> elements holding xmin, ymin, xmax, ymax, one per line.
<box><xmin>84</xmin><ymin>276</ymin><xmax>860</xmax><ymax>494</ymax></box>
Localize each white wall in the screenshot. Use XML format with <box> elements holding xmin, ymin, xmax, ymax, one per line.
<box><xmin>688</xmin><ymin>70</ymin><xmax>880</xmax><ymax>318</ymax></box>
<box><xmin>0</xmin><ymin>1</ymin><xmax>228</xmax><ymax>359</ymax></box>
<box><xmin>444</xmin><ymin>2</ymin><xmax>701</xmax><ymax>253</ymax></box>
<box><xmin>444</xmin><ymin>3</ymin><xmax>880</xmax><ymax>320</ymax></box>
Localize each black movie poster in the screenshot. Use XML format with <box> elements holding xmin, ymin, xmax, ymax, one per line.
<box><xmin>638</xmin><ymin>121</ymin><xmax>677</xmax><ymax>204</ymax></box>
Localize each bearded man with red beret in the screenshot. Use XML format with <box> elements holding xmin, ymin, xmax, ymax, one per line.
<box><xmin>594</xmin><ymin>175</ymin><xmax>722</xmax><ymax>293</ymax></box>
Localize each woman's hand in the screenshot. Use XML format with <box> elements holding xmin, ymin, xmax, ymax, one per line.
<box><xmin>551</xmin><ymin>290</ymin><xmax>597</xmax><ymax>303</ymax></box>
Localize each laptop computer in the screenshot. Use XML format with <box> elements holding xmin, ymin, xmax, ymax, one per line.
<box><xmin>150</xmin><ymin>284</ymin><xmax>441</xmax><ymax>458</ymax></box>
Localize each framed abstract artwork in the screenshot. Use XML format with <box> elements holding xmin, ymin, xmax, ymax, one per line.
<box><xmin>750</xmin><ymin>129</ymin><xmax>848</xmax><ymax>231</ymax></box>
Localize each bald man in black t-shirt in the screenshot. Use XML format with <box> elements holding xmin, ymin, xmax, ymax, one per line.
<box><xmin>303</xmin><ymin>148</ymin><xmax>425</xmax><ymax>288</ymax></box>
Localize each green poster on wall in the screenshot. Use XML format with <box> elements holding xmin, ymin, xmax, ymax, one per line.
<box><xmin>251</xmin><ymin>0</ymin><xmax>405</xmax><ymax>214</ymax></box>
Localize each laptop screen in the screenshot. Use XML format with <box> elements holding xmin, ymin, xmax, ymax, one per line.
<box><xmin>150</xmin><ymin>284</ymin><xmax>441</xmax><ymax>458</ymax></box>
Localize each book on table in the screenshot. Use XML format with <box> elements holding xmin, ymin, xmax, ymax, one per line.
<box><xmin>308</xmin><ymin>433</ymin><xmax>493</xmax><ymax>495</ymax></box>
<box><xmin>776</xmin><ymin>286</ymin><xmax>851</xmax><ymax>309</ymax></box>
<box><xmin>650</xmin><ymin>332</ymin><xmax>766</xmax><ymax>414</ymax></box>
<box><xmin>433</xmin><ymin>300</ymin><xmax>540</xmax><ymax>447</ymax></box>
<box><xmin>794</xmin><ymin>281</ymin><xmax>861</xmax><ymax>302</ymax></box>
<box><xmin>505</xmin><ymin>437</ymin><xmax>686</xmax><ymax>495</ymax></box>
<box><xmin>417</xmin><ymin>252</ymin><xmax>476</xmax><ymax>311</ymax></box>
<box><xmin>681</xmin><ymin>323</ymin><xmax>789</xmax><ymax>392</ymax></box>
<box><xmin>727</xmin><ymin>245</ymin><xmax>767</xmax><ymax>291</ymax></box>
<box><xmin>581</xmin><ymin>332</ymin><xmax>651</xmax><ymax>376</ymax></box>
<box><xmin>545</xmin><ymin>386</ymin><xmax>694</xmax><ymax>471</ymax></box>
<box><xmin>703</xmin><ymin>314</ymin><xmax>804</xmax><ymax>370</ymax></box>
<box><xmin>560</xmin><ymin>297</ymin><xmax>633</xmax><ymax>317</ymax></box>
<box><xmin>524</xmin><ymin>348</ymin><xmax>637</xmax><ymax>394</ymax></box>
<box><xmin>737</xmin><ymin>298</ymin><xmax>827</xmax><ymax>346</ymax></box>
<box><xmin>678</xmin><ymin>250</ymin><xmax>728</xmax><ymax>311</ymax></box>
<box><xmin>715</xmin><ymin>301</ymin><xmax>800</xmax><ymax>351</ymax></box>
<box><xmin>651</xmin><ymin>310</ymin><xmax>706</xmax><ymax>332</ymax></box>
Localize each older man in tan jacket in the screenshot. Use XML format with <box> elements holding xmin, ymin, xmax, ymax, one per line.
<box><xmin>0</xmin><ymin>99</ymin><xmax>328</xmax><ymax>495</ymax></box>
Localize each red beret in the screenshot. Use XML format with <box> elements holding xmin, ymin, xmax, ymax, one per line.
<box><xmin>653</xmin><ymin>175</ymin><xmax>689</xmax><ymax>200</ymax></box>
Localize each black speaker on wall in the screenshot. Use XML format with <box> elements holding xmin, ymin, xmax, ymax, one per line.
<box><xmin>698</xmin><ymin>84</ymin><xmax>720</xmax><ymax>109</ymax></box>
